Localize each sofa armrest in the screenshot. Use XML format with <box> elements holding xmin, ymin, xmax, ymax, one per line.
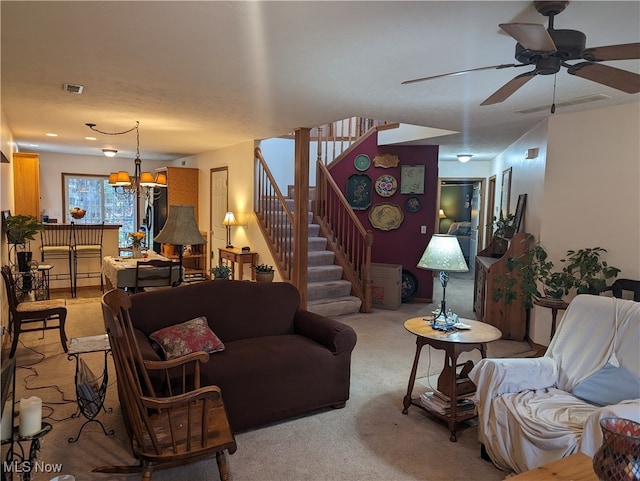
<box><xmin>133</xmin><ymin>328</ymin><xmax>162</xmax><ymax>361</ymax></box>
<box><xmin>294</xmin><ymin>309</ymin><xmax>357</xmax><ymax>355</ymax></box>
<box><xmin>580</xmin><ymin>400</ymin><xmax>640</xmax><ymax>456</ymax></box>
<box><xmin>469</xmin><ymin>357</ymin><xmax>558</xmax><ymax>402</ymax></box>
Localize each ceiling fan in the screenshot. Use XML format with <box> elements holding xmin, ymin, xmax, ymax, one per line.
<box><xmin>402</xmin><ymin>1</ymin><xmax>640</xmax><ymax>106</ymax></box>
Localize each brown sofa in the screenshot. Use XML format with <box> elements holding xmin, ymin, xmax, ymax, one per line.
<box><xmin>126</xmin><ymin>280</ymin><xmax>358</xmax><ymax>431</ymax></box>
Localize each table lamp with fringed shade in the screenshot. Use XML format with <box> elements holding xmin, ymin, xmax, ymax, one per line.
<box><xmin>417</xmin><ymin>234</ymin><xmax>469</xmax><ymax>330</ymax></box>
<box><xmin>221</xmin><ymin>212</ymin><xmax>238</xmax><ymax>248</ymax></box>
<box><xmin>154</xmin><ymin>205</ymin><xmax>205</xmax><ymax>284</ymax></box>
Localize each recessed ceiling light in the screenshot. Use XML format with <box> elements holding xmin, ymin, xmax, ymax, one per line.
<box><xmin>46</xmin><ymin>133</ymin><xmax>58</xmax><ymax>137</ymax></box>
<box><xmin>85</xmin><ymin>136</ymin><xmax>97</xmax><ymax>141</ymax></box>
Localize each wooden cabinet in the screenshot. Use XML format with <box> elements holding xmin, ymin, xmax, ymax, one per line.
<box><xmin>161</xmin><ymin>232</ymin><xmax>208</xmax><ymax>281</ymax></box>
<box><xmin>474</xmin><ymin>233</ymin><xmax>530</xmax><ymax>341</ymax></box>
<box><xmin>152</xmin><ymin>166</ymin><xmax>200</xmax><ymax>252</ymax></box>
<box><xmin>13</xmin><ymin>152</ymin><xmax>40</xmax><ymax>217</ymax></box>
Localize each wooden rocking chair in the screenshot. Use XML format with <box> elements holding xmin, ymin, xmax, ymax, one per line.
<box><xmin>97</xmin><ymin>288</ymin><xmax>237</xmax><ymax>480</ymax></box>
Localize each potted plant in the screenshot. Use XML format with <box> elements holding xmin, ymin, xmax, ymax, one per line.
<box><xmin>5</xmin><ymin>214</ymin><xmax>44</xmax><ymax>272</ymax></box>
<box><xmin>493</xmin><ymin>212</ymin><xmax>517</xmax><ymax>238</ymax></box>
<box><xmin>493</xmin><ymin>240</ymin><xmax>572</xmax><ymax>309</ymax></box>
<box><xmin>561</xmin><ymin>247</ymin><xmax>621</xmax><ymax>294</ymax></box>
<box><xmin>212</xmin><ymin>265</ymin><xmax>232</xmax><ymax>280</ymax></box>
<box><xmin>254</xmin><ymin>264</ymin><xmax>275</xmax><ymax>283</ymax></box>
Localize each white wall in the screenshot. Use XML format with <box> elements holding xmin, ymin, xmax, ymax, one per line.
<box><xmin>187</xmin><ymin>141</ymin><xmax>282</xmax><ymax>281</ymax></box>
<box><xmin>489</xmin><ymin>102</ymin><xmax>640</xmax><ymax>345</ymax></box>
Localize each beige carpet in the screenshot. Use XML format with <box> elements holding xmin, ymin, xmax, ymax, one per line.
<box><xmin>4</xmin><ymin>276</ymin><xmax>530</xmax><ymax>481</ymax></box>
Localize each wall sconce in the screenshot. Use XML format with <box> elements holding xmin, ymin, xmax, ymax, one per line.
<box><xmin>457</xmin><ymin>154</ymin><xmax>472</xmax><ymax>163</ymax></box>
<box><xmin>102</xmin><ymin>148</ymin><xmax>117</xmax><ymax>157</ymax></box>
<box><xmin>222</xmin><ymin>212</ymin><xmax>238</xmax><ymax>248</ymax></box>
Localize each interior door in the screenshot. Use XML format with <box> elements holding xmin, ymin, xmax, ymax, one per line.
<box><xmin>469</xmin><ymin>183</ymin><xmax>481</xmax><ymax>271</ymax></box>
<box><xmin>210</xmin><ymin>168</ymin><xmax>228</xmax><ymax>267</ymax></box>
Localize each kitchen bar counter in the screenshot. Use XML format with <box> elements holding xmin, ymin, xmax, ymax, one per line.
<box><xmin>32</xmin><ymin>224</ymin><xmax>121</xmax><ymax>291</ymax></box>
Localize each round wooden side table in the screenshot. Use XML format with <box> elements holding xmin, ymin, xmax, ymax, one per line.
<box><xmin>402</xmin><ymin>317</ymin><xmax>502</xmax><ymax>441</ymax></box>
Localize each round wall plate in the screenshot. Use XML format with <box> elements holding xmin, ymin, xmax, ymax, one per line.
<box><xmin>405</xmin><ymin>196</ymin><xmax>421</xmax><ymax>213</ymax></box>
<box><xmin>402</xmin><ymin>269</ymin><xmax>419</xmax><ymax>302</ymax></box>
<box><xmin>354</xmin><ymin>154</ymin><xmax>371</xmax><ymax>171</ymax></box>
<box><xmin>375</xmin><ymin>174</ymin><xmax>398</xmax><ymax>197</ymax></box>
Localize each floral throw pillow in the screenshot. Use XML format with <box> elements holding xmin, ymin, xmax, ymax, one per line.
<box><xmin>149</xmin><ymin>316</ymin><xmax>225</xmax><ymax>360</ymax></box>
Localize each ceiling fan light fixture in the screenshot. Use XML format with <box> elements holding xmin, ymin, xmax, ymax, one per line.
<box><xmin>102</xmin><ymin>148</ymin><xmax>117</xmax><ymax>157</ymax></box>
<box><xmin>457</xmin><ymin>154</ymin><xmax>472</xmax><ymax>163</ymax></box>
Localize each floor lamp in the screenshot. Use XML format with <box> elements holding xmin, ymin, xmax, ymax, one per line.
<box><xmin>154</xmin><ymin>205</ymin><xmax>205</xmax><ymax>285</ymax></box>
<box><xmin>417</xmin><ymin>234</ymin><xmax>468</xmax><ymax>331</ymax></box>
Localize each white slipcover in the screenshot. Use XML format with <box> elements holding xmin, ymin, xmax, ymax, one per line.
<box><xmin>468</xmin><ymin>294</ymin><xmax>640</xmax><ymax>473</ymax></box>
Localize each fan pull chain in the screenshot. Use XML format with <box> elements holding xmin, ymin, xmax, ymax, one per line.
<box><xmin>551</xmin><ymin>74</ymin><xmax>557</xmax><ymax>114</ymax></box>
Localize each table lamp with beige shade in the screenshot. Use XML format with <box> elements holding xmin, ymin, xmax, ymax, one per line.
<box><xmin>417</xmin><ymin>234</ymin><xmax>469</xmax><ymax>331</ymax></box>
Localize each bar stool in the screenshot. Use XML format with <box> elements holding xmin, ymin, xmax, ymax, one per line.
<box><xmin>40</xmin><ymin>224</ymin><xmax>74</xmax><ymax>297</ymax></box>
<box><xmin>72</xmin><ymin>222</ymin><xmax>104</xmax><ymax>295</ymax></box>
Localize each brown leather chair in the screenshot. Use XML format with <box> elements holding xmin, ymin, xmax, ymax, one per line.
<box><xmin>1</xmin><ymin>265</ymin><xmax>67</xmax><ymax>357</ymax></box>
<box><xmin>97</xmin><ymin>288</ymin><xmax>236</xmax><ymax>480</ymax></box>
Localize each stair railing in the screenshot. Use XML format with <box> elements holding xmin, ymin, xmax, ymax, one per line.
<box><xmin>316</xmin><ymin>160</ymin><xmax>373</xmax><ymax>313</ymax></box>
<box><xmin>254</xmin><ymin>147</ymin><xmax>294</xmax><ymax>282</ymax></box>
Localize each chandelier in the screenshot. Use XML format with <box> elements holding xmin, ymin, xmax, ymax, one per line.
<box><xmin>85</xmin><ymin>120</ymin><xmax>166</xmax><ymax>201</ymax></box>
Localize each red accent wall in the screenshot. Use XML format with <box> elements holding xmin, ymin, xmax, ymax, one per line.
<box><xmin>329</xmin><ymin>132</ymin><xmax>439</xmax><ymax>300</ymax></box>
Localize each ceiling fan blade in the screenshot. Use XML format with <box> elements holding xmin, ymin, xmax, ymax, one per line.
<box><xmin>581</xmin><ymin>43</ymin><xmax>640</xmax><ymax>61</ymax></box>
<box><xmin>402</xmin><ymin>64</ymin><xmax>522</xmax><ymax>85</ymax></box>
<box><xmin>499</xmin><ymin>23</ymin><xmax>557</xmax><ymax>52</ymax></box>
<box><xmin>568</xmin><ymin>63</ymin><xmax>640</xmax><ymax>94</ymax></box>
<box><xmin>480</xmin><ymin>71</ymin><xmax>537</xmax><ymax>106</ymax></box>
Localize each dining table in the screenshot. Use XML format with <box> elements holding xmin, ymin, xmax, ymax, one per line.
<box><xmin>102</xmin><ymin>252</ymin><xmax>181</xmax><ymax>290</ymax></box>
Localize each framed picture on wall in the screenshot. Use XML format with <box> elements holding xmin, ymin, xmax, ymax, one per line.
<box><xmin>500</xmin><ymin>167</ymin><xmax>512</xmax><ymax>216</ymax></box>
<box><xmin>514</xmin><ymin>193</ymin><xmax>527</xmax><ymax>233</ymax></box>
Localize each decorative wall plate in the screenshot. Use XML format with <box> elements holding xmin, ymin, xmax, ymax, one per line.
<box><xmin>375</xmin><ymin>174</ymin><xmax>398</xmax><ymax>197</ymax></box>
<box><xmin>405</xmin><ymin>196</ymin><xmax>421</xmax><ymax>213</ymax></box>
<box><xmin>373</xmin><ymin>153</ymin><xmax>400</xmax><ymax>168</ymax></box>
<box><xmin>402</xmin><ymin>270</ymin><xmax>419</xmax><ymax>302</ymax></box>
<box><xmin>368</xmin><ymin>203</ymin><xmax>404</xmax><ymax>231</ymax></box>
<box><xmin>346</xmin><ymin>174</ymin><xmax>372</xmax><ymax>210</ymax></box>
<box><xmin>354</xmin><ymin>154</ymin><xmax>371</xmax><ymax>172</ymax></box>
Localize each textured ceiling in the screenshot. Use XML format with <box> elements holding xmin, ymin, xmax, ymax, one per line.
<box><xmin>1</xmin><ymin>1</ymin><xmax>638</xmax><ymax>163</ymax></box>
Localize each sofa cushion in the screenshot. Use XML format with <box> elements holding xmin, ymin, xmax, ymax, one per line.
<box><xmin>150</xmin><ymin>316</ymin><xmax>225</xmax><ymax>360</ymax></box>
<box><xmin>447</xmin><ymin>221</ymin><xmax>471</xmax><ymax>236</ymax></box>
<box><xmin>572</xmin><ymin>363</ymin><xmax>640</xmax><ymax>406</ymax></box>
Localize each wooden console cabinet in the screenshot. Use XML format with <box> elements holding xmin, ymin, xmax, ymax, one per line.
<box><xmin>474</xmin><ymin>233</ymin><xmax>531</xmax><ymax>341</ymax></box>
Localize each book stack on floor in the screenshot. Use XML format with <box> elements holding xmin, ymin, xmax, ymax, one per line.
<box><xmin>419</xmin><ymin>390</ymin><xmax>476</xmax><ymax>415</ymax></box>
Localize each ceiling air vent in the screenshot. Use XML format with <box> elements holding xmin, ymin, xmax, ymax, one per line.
<box><xmin>63</xmin><ymin>83</ymin><xmax>84</xmax><ymax>94</ymax></box>
<box><xmin>514</xmin><ymin>94</ymin><xmax>610</xmax><ymax>115</ymax></box>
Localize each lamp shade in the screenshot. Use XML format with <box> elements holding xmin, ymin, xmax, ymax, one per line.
<box><xmin>154</xmin><ymin>172</ymin><xmax>167</xmax><ymax>186</ymax></box>
<box><xmin>222</xmin><ymin>211</ymin><xmax>238</xmax><ymax>226</ymax></box>
<box><xmin>154</xmin><ymin>205</ymin><xmax>206</xmax><ymax>246</ymax></box>
<box><xmin>115</xmin><ymin>171</ymin><xmax>132</xmax><ymax>186</ymax></box>
<box><xmin>438</xmin><ymin>209</ymin><xmax>447</xmax><ymax>219</ymax></box>
<box><xmin>139</xmin><ymin>171</ymin><xmax>156</xmax><ymax>186</ymax></box>
<box><xmin>417</xmin><ymin>234</ymin><xmax>468</xmax><ymax>272</ymax></box>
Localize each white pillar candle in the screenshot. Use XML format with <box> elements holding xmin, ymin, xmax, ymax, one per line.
<box><xmin>1</xmin><ymin>400</ymin><xmax>13</xmax><ymax>441</ymax></box>
<box><xmin>19</xmin><ymin>396</ymin><xmax>42</xmax><ymax>437</ymax></box>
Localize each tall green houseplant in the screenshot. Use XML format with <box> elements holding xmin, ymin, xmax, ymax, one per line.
<box><xmin>561</xmin><ymin>247</ymin><xmax>621</xmax><ymax>294</ymax></box>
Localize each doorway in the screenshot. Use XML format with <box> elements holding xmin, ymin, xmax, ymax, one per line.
<box><xmin>210</xmin><ymin>167</ymin><xmax>229</xmax><ymax>269</ymax></box>
<box><xmin>437</xmin><ymin>178</ymin><xmax>486</xmax><ymax>270</ymax></box>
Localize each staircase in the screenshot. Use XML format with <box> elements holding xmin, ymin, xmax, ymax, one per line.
<box><xmin>282</xmin><ymin>196</ymin><xmax>362</xmax><ymax>317</ymax></box>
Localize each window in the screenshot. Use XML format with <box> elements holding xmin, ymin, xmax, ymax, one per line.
<box><xmin>63</xmin><ymin>174</ymin><xmax>137</xmax><ymax>247</ymax></box>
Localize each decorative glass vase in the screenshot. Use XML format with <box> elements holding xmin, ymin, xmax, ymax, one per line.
<box><xmin>593</xmin><ymin>417</ymin><xmax>640</xmax><ymax>481</ymax></box>
<box><xmin>132</xmin><ymin>245</ymin><xmax>143</xmax><ymax>259</ymax></box>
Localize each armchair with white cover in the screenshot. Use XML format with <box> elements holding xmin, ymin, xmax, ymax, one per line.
<box><xmin>468</xmin><ymin>294</ymin><xmax>640</xmax><ymax>474</ymax></box>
